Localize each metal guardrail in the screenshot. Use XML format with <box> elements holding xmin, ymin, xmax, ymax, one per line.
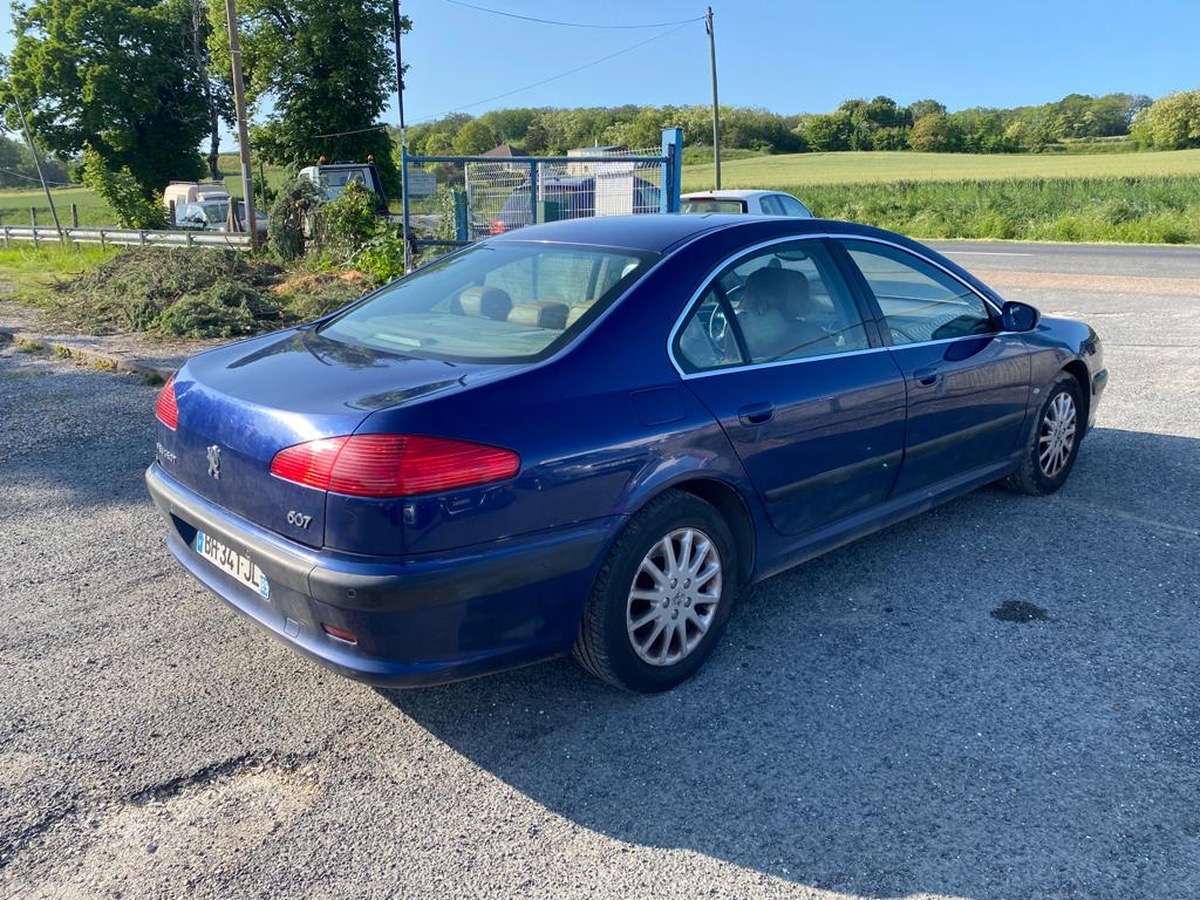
<box><xmin>0</xmin><ymin>225</ymin><xmax>253</xmax><ymax>250</ymax></box>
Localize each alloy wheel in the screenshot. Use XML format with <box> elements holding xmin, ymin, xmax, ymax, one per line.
<box><xmin>1038</xmin><ymin>391</ymin><xmax>1077</xmax><ymax>479</ymax></box>
<box><xmin>626</xmin><ymin>527</ymin><xmax>723</xmax><ymax>667</ymax></box>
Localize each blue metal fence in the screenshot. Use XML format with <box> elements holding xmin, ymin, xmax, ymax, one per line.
<box><xmin>401</xmin><ymin>128</ymin><xmax>683</xmax><ymax>257</ymax></box>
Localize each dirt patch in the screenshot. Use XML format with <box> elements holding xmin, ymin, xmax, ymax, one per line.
<box><xmin>1</xmin><ymin>758</ymin><xmax>321</xmax><ymax>899</ymax></box>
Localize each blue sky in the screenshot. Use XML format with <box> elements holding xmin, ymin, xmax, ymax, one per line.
<box><xmin>3</xmin><ymin>0</ymin><xmax>1198</xmax><ymax>130</ymax></box>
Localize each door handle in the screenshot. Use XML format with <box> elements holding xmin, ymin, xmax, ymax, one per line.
<box><xmin>737</xmin><ymin>402</ymin><xmax>775</xmax><ymax>426</ymax></box>
<box><xmin>913</xmin><ymin>367</ymin><xmax>941</xmax><ymax>387</ymax></box>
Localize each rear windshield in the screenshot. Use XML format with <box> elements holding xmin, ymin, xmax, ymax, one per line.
<box><xmin>681</xmin><ymin>198</ymin><xmax>746</xmax><ymax>214</ymax></box>
<box><xmin>318</xmin><ymin>242</ymin><xmax>658</xmax><ymax>362</ymax></box>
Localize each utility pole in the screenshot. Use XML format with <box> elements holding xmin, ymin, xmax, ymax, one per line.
<box><xmin>12</xmin><ymin>91</ymin><xmax>64</xmax><ymax>242</ymax></box>
<box><xmin>225</xmin><ymin>0</ymin><xmax>258</xmax><ymax>249</ymax></box>
<box><xmin>392</xmin><ymin>0</ymin><xmax>412</xmax><ymax>272</ymax></box>
<box><xmin>705</xmin><ymin>6</ymin><xmax>721</xmax><ymax>190</ymax></box>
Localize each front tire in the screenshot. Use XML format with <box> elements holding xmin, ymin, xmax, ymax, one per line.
<box><xmin>1004</xmin><ymin>372</ymin><xmax>1084</xmax><ymax>496</ymax></box>
<box><xmin>573</xmin><ymin>491</ymin><xmax>737</xmax><ymax>692</ymax></box>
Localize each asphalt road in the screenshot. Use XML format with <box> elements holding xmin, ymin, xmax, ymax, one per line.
<box><xmin>2</xmin><ymin>243</ymin><xmax>1198</xmax><ymax>900</ymax></box>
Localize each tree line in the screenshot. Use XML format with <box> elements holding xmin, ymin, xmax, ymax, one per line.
<box><xmin>408</xmin><ymin>93</ymin><xmax>1167</xmax><ymax>158</ymax></box>
<box><xmin>0</xmin><ymin>0</ymin><xmax>406</xmax><ymax>226</ymax></box>
<box><xmin>0</xmin><ymin>0</ymin><xmax>1198</xmax><ymax>230</ymax></box>
<box><xmin>0</xmin><ymin>134</ymin><xmax>69</xmax><ymax>189</ymax></box>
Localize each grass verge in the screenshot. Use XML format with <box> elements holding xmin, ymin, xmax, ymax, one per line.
<box><xmin>0</xmin><ymin>244</ymin><xmax>118</xmax><ymax>303</ymax></box>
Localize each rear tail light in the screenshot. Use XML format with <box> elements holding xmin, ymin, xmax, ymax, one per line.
<box><xmin>269</xmin><ymin>435</ymin><xmax>520</xmax><ymax>497</ymax></box>
<box><xmin>155</xmin><ymin>374</ymin><xmax>178</xmax><ymax>430</ymax></box>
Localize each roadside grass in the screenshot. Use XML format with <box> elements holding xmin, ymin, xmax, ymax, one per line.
<box><xmin>0</xmin><ymin>244</ymin><xmax>117</xmax><ymax>303</ymax></box>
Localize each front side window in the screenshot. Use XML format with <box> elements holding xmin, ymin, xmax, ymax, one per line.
<box><xmin>675</xmin><ymin>239</ymin><xmax>870</xmax><ymax>373</ymax></box>
<box><xmin>841</xmin><ymin>240</ymin><xmax>996</xmax><ymax>344</ymax></box>
<box><xmin>320</xmin><ymin>242</ymin><xmax>656</xmax><ymax>362</ymax></box>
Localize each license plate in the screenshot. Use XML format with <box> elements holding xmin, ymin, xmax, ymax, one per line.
<box><xmin>194</xmin><ymin>530</ymin><xmax>270</xmax><ymax>600</ymax></box>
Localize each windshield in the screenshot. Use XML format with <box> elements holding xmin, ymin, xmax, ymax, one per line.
<box><xmin>321</xmin><ymin>168</ymin><xmax>370</xmax><ymax>201</ymax></box>
<box><xmin>319</xmin><ymin>242</ymin><xmax>658</xmax><ymax>362</ymax></box>
<box><xmin>201</xmin><ymin>202</ymin><xmax>228</xmax><ymax>224</ymax></box>
<box><xmin>681</xmin><ymin>198</ymin><xmax>747</xmax><ymax>214</ymax></box>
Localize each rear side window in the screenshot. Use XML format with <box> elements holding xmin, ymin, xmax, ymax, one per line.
<box><xmin>319</xmin><ymin>243</ymin><xmax>656</xmax><ymax>363</ymax></box>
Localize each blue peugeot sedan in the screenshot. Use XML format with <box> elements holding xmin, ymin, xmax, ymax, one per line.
<box><xmin>146</xmin><ymin>215</ymin><xmax>1107</xmax><ymax>692</ymax></box>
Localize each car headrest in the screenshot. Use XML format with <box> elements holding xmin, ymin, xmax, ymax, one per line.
<box><xmin>454</xmin><ymin>286</ymin><xmax>512</xmax><ymax>321</ymax></box>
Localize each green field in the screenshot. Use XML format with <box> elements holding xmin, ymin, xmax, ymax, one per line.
<box><xmin>0</xmin><ymin>152</ymin><xmax>279</xmax><ymax>229</ymax></box>
<box><xmin>4</xmin><ymin>149</ymin><xmax>1200</xmax><ymax>243</ymax></box>
<box><xmin>681</xmin><ymin>148</ymin><xmax>1200</xmax><ymax>191</ymax></box>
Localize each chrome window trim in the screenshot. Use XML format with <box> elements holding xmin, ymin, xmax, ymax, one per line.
<box><xmin>665</xmin><ymin>230</ymin><xmax>1004</xmax><ymax>379</ymax></box>
<box><xmin>679</xmin><ymin>345</ymin><xmax>891</xmax><ymax>380</ymax></box>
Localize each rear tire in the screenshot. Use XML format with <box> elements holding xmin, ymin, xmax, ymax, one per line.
<box><xmin>1004</xmin><ymin>372</ymin><xmax>1084</xmax><ymax>496</ymax></box>
<box><xmin>573</xmin><ymin>490</ymin><xmax>737</xmax><ymax>693</ymax></box>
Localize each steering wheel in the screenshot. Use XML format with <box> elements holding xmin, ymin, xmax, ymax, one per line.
<box><xmin>707</xmin><ymin>305</ymin><xmax>729</xmax><ymax>344</ymax></box>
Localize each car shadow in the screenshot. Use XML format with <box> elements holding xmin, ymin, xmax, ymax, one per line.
<box><xmin>380</xmin><ymin>426</ymin><xmax>1200</xmax><ymax>899</ymax></box>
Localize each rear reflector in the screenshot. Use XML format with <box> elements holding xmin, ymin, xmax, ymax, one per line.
<box><xmin>155</xmin><ymin>374</ymin><xmax>178</xmax><ymax>430</ymax></box>
<box><xmin>270</xmin><ymin>434</ymin><xmax>520</xmax><ymax>497</ymax></box>
<box><xmin>321</xmin><ymin>623</ymin><xmax>358</xmax><ymax>644</ymax></box>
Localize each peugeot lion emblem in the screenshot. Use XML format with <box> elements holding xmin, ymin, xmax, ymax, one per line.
<box><xmin>207</xmin><ymin>444</ymin><xmax>221</xmax><ymax>480</ymax></box>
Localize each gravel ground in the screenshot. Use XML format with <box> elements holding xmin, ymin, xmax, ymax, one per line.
<box><xmin>1</xmin><ymin>245</ymin><xmax>1198</xmax><ymax>900</ymax></box>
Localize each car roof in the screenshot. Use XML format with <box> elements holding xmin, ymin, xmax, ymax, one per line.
<box><xmin>487</xmin><ymin>213</ymin><xmax>887</xmax><ymax>253</ymax></box>
<box><xmin>681</xmin><ymin>189</ymin><xmax>781</xmax><ymax>201</ymax></box>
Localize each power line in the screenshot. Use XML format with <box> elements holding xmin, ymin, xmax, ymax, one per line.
<box><xmin>0</xmin><ymin>166</ymin><xmax>73</xmax><ymax>186</ymax></box>
<box><xmin>444</xmin><ymin>0</ymin><xmax>701</xmax><ymax>30</ymax></box>
<box><xmin>417</xmin><ymin>21</ymin><xmax>694</xmax><ymax>123</ymax></box>
<box><xmin>309</xmin><ymin>123</ymin><xmax>391</xmax><ymax>139</ymax></box>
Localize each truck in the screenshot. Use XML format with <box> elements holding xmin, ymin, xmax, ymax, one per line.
<box><xmin>297</xmin><ymin>158</ymin><xmax>389</xmax><ymax>215</ymax></box>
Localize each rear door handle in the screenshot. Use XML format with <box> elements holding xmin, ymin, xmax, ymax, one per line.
<box><xmin>737</xmin><ymin>402</ymin><xmax>775</xmax><ymax>426</ymax></box>
<box><xmin>913</xmin><ymin>367</ymin><xmax>941</xmax><ymax>387</ymax></box>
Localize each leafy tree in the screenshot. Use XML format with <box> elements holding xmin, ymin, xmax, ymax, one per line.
<box><xmin>212</xmin><ymin>0</ymin><xmax>407</xmax><ymax>195</ymax></box>
<box><xmin>907</xmin><ymin>99</ymin><xmax>947</xmax><ymax>122</ymax></box>
<box><xmin>81</xmin><ymin>146</ymin><xmax>168</xmax><ymax>228</ymax></box>
<box><xmin>1131</xmin><ymin>90</ymin><xmax>1200</xmax><ymax>149</ymax></box>
<box><xmin>909</xmin><ymin>113</ymin><xmax>955</xmax><ymax>152</ymax></box>
<box><xmin>1</xmin><ymin>0</ymin><xmax>210</xmax><ymax>197</ymax></box>
<box><xmin>451</xmin><ymin>119</ymin><xmax>498</xmax><ymax>156</ymax></box>
<box><xmin>802</xmin><ymin>112</ymin><xmax>853</xmax><ymax>152</ymax></box>
<box><xmin>187</xmin><ymin>0</ymin><xmax>231</xmax><ymax>179</ymax></box>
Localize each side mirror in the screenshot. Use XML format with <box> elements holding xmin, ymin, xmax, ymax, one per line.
<box><xmin>1001</xmin><ymin>300</ymin><xmax>1040</xmax><ymax>332</ymax></box>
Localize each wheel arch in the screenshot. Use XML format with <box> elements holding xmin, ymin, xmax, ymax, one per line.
<box><xmin>630</xmin><ymin>476</ymin><xmax>757</xmax><ymax>586</ymax></box>
<box><xmin>1062</xmin><ymin>359</ymin><xmax>1091</xmax><ymax>425</ymax></box>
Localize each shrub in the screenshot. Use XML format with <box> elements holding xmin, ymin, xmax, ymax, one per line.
<box><xmin>314</xmin><ymin>181</ymin><xmax>378</xmax><ymax>262</ymax></box>
<box><xmin>268</xmin><ymin>177</ymin><xmax>323</xmax><ymax>260</ymax></box>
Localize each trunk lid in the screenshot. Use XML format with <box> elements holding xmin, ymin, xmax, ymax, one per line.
<box><xmin>158</xmin><ymin>328</ymin><xmax>500</xmax><ymax>548</ymax></box>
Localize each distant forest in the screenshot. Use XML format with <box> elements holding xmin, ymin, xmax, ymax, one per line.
<box><xmin>0</xmin><ymin>134</ymin><xmax>71</xmax><ymax>189</ymax></box>
<box><xmin>406</xmin><ymin>93</ymin><xmax>1163</xmax><ymax>158</ymax></box>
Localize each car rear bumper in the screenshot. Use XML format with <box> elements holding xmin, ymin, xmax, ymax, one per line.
<box><xmin>145</xmin><ymin>462</ymin><xmax>615</xmax><ymax>687</ymax></box>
